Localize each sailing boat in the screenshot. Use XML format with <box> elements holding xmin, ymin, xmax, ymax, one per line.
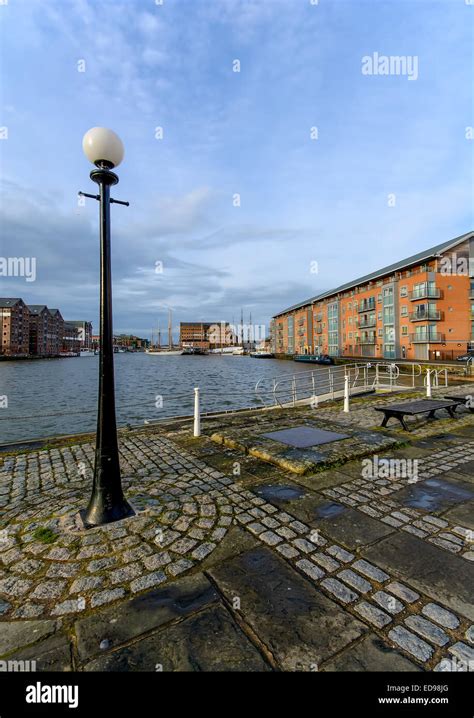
<box><xmin>146</xmin><ymin>310</ymin><xmax>181</xmax><ymax>355</ymax></box>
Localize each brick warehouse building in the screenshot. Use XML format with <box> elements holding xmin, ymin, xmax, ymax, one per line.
<box><xmin>180</xmin><ymin>322</ymin><xmax>236</xmax><ymax>350</ymax></box>
<box><xmin>0</xmin><ymin>299</ymin><xmax>30</xmax><ymax>356</ymax></box>
<box><xmin>1</xmin><ymin>299</ymin><xmax>74</xmax><ymax>358</ymax></box>
<box><xmin>272</xmin><ymin>231</ymin><xmax>474</xmax><ymax>362</ymax></box>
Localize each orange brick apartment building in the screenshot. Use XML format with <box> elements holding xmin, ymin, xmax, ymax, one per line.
<box><xmin>272</xmin><ymin>232</ymin><xmax>474</xmax><ymax>362</ymax></box>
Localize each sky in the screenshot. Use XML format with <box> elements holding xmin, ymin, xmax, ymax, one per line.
<box><xmin>0</xmin><ymin>0</ymin><xmax>473</xmax><ymax>340</ymax></box>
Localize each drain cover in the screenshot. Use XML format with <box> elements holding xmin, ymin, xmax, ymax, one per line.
<box><xmin>262</xmin><ymin>426</ymin><xmax>349</xmax><ymax>448</ymax></box>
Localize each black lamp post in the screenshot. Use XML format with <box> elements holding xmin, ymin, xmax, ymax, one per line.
<box><xmin>79</xmin><ymin>127</ymin><xmax>134</xmax><ymax>527</ymax></box>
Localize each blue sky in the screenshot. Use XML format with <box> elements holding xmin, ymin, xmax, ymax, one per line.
<box><xmin>1</xmin><ymin>0</ymin><xmax>472</xmax><ymax>339</ymax></box>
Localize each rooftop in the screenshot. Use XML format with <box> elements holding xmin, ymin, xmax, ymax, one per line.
<box><xmin>0</xmin><ymin>298</ymin><xmax>23</xmax><ymax>308</ymax></box>
<box><xmin>274</xmin><ymin>230</ymin><xmax>474</xmax><ymax>317</ymax></box>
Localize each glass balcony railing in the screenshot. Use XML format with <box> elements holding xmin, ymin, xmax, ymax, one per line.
<box><xmin>409</xmin><ymin>310</ymin><xmax>442</xmax><ymax>322</ymax></box>
<box><xmin>359</xmin><ymin>318</ymin><xmax>377</xmax><ymax>328</ymax></box>
<box><xmin>410</xmin><ymin>332</ymin><xmax>445</xmax><ymax>343</ymax></box>
<box><xmin>358</xmin><ymin>299</ymin><xmax>376</xmax><ymax>313</ymax></box>
<box><xmin>356</xmin><ymin>335</ymin><xmax>377</xmax><ymax>344</ymax></box>
<box><xmin>409</xmin><ymin>286</ymin><xmax>442</xmax><ymax>301</ymax></box>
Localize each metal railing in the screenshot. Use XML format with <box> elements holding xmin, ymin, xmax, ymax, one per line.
<box><xmin>423</xmin><ymin>368</ymin><xmax>448</xmax><ymax>389</ymax></box>
<box><xmin>254</xmin><ymin>360</ymin><xmax>457</xmax><ymax>408</ymax></box>
<box><xmin>410</xmin><ymin>332</ymin><xmax>445</xmax><ymax>343</ymax></box>
<box><xmin>255</xmin><ymin>363</ymin><xmax>372</xmax><ymax>408</ymax></box>
<box><xmin>410</xmin><ymin>287</ymin><xmax>442</xmax><ymax>301</ymax></box>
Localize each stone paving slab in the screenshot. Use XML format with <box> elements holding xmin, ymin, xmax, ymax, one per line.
<box><xmin>83</xmin><ymin>604</ymin><xmax>270</xmax><ymax>672</ymax></box>
<box><xmin>74</xmin><ymin>573</ymin><xmax>218</xmax><ymax>662</ymax></box>
<box><xmin>362</xmin><ymin>533</ymin><xmax>474</xmax><ymax>622</ymax></box>
<box><xmin>208</xmin><ymin>545</ymin><xmax>367</xmax><ymax>671</ymax></box>
<box><xmin>6</xmin><ymin>633</ymin><xmax>72</xmax><ymax>672</ymax></box>
<box><xmin>322</xmin><ymin>633</ymin><xmax>422</xmax><ymax>672</ymax></box>
<box><xmin>443</xmin><ymin>501</ymin><xmax>474</xmax><ymax>530</ymax></box>
<box><xmin>307</xmin><ymin>507</ymin><xmax>397</xmax><ymax>550</ymax></box>
<box><xmin>211</xmin><ymin>420</ymin><xmax>401</xmax><ymax>475</ymax></box>
<box><xmin>0</xmin><ymin>619</ymin><xmax>58</xmax><ymax>656</ymax></box>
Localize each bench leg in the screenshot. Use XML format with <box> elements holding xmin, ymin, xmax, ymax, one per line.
<box><xmin>446</xmin><ymin>406</ymin><xmax>456</xmax><ymax>419</ymax></box>
<box><xmin>427</xmin><ymin>410</ymin><xmax>437</xmax><ymax>420</ymax></box>
<box><xmin>398</xmin><ymin>416</ymin><xmax>410</xmax><ymax>431</ymax></box>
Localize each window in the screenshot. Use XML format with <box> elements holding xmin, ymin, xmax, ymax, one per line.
<box><xmin>400</xmin><ymin>286</ymin><xmax>407</xmax><ymax>297</ymax></box>
<box><xmin>402</xmin><ymin>326</ymin><xmax>408</xmax><ymax>335</ymax></box>
<box><xmin>400</xmin><ymin>305</ymin><xmax>408</xmax><ymax>317</ymax></box>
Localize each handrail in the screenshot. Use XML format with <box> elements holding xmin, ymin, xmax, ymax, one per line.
<box><xmin>423</xmin><ymin>367</ymin><xmax>448</xmax><ymax>388</ymax></box>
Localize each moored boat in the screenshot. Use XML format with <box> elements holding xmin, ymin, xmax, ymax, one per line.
<box><xmin>294</xmin><ymin>354</ymin><xmax>334</xmax><ymax>365</ymax></box>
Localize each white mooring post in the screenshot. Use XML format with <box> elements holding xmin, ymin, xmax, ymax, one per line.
<box><xmin>343</xmin><ymin>374</ymin><xmax>350</xmax><ymax>413</ymax></box>
<box><xmin>426</xmin><ymin>369</ymin><xmax>432</xmax><ymax>398</ymax></box>
<box><xmin>194</xmin><ymin>387</ymin><xmax>201</xmax><ymax>437</ymax></box>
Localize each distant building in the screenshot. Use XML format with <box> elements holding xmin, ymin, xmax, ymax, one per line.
<box><xmin>62</xmin><ymin>322</ymin><xmax>81</xmax><ymax>354</ymax></box>
<box><xmin>48</xmin><ymin>309</ymin><xmax>64</xmax><ymax>356</ymax></box>
<box><xmin>114</xmin><ymin>334</ymin><xmax>148</xmax><ymax>350</ymax></box>
<box><xmin>179</xmin><ymin>322</ymin><xmax>236</xmax><ymax>350</ymax></box>
<box><xmin>273</xmin><ymin>231</ymin><xmax>474</xmax><ymax>361</ymax></box>
<box><xmin>28</xmin><ymin>305</ymin><xmax>64</xmax><ymax>357</ymax></box>
<box><xmin>0</xmin><ymin>298</ymin><xmax>30</xmax><ymax>356</ymax></box>
<box><xmin>65</xmin><ymin>320</ymin><xmax>93</xmax><ymax>349</ymax></box>
<box><xmin>28</xmin><ymin>305</ymin><xmax>51</xmax><ymax>356</ymax></box>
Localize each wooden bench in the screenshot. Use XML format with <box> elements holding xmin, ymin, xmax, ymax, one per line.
<box><xmin>444</xmin><ymin>395</ymin><xmax>474</xmax><ymax>413</ymax></box>
<box><xmin>374</xmin><ymin>399</ymin><xmax>458</xmax><ymax>431</ymax></box>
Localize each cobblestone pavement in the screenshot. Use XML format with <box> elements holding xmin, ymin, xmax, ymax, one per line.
<box><xmin>0</xmin><ymin>385</ymin><xmax>473</xmax><ymax>671</ymax></box>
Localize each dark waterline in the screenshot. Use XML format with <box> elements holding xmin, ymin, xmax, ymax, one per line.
<box><xmin>0</xmin><ymin>354</ymin><xmax>326</xmax><ymax>444</ymax></box>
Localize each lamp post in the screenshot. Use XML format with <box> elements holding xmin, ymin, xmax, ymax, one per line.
<box><xmin>80</xmin><ymin>127</ymin><xmax>134</xmax><ymax>527</ymax></box>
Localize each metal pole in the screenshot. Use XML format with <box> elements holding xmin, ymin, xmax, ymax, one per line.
<box><xmin>343</xmin><ymin>374</ymin><xmax>350</xmax><ymax>413</ymax></box>
<box><xmin>426</xmin><ymin>368</ymin><xmax>432</xmax><ymax>398</ymax></box>
<box><xmin>83</xmin><ymin>167</ymin><xmax>133</xmax><ymax>527</ymax></box>
<box><xmin>194</xmin><ymin>387</ymin><xmax>201</xmax><ymax>437</ymax></box>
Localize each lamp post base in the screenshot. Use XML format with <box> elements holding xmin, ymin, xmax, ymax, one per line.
<box><xmin>82</xmin><ymin>495</ymin><xmax>135</xmax><ymax>529</ymax></box>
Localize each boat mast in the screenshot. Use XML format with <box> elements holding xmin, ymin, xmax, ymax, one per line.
<box><xmin>168</xmin><ymin>309</ymin><xmax>172</xmax><ymax>350</ymax></box>
<box><xmin>157</xmin><ymin>323</ymin><xmax>161</xmax><ymax>350</ymax></box>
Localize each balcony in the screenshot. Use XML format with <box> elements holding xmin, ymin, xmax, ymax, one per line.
<box><xmin>410</xmin><ymin>332</ymin><xmax>445</xmax><ymax>343</ymax></box>
<box><xmin>315</xmin><ymin>313</ymin><xmax>323</xmax><ymax>322</ymax></box>
<box><xmin>315</xmin><ymin>327</ymin><xmax>323</xmax><ymax>334</ymax></box>
<box><xmin>359</xmin><ymin>318</ymin><xmax>377</xmax><ymax>328</ymax></box>
<box><xmin>409</xmin><ymin>286</ymin><xmax>442</xmax><ymax>301</ymax></box>
<box><xmin>409</xmin><ymin>309</ymin><xmax>442</xmax><ymax>322</ymax></box>
<box><xmin>297</xmin><ymin>319</ymin><xmax>305</xmax><ymax>326</ymax></box>
<box><xmin>358</xmin><ymin>299</ymin><xmax>376</xmax><ymax>313</ymax></box>
<box><xmin>297</xmin><ymin>329</ymin><xmax>306</xmax><ymax>336</ymax></box>
<box><xmin>356</xmin><ymin>335</ymin><xmax>377</xmax><ymax>344</ymax></box>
